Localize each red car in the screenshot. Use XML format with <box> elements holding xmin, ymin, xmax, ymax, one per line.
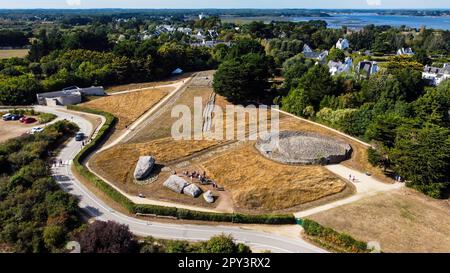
<box><xmin>22</xmin><ymin>117</ymin><xmax>36</xmax><ymax>124</ymax></box>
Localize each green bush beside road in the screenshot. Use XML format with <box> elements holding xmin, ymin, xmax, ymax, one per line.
<box><xmin>302</xmin><ymin>218</ymin><xmax>369</xmax><ymax>253</ymax></box>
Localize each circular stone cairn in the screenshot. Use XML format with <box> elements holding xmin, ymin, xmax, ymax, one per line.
<box><xmin>256</xmin><ymin>131</ymin><xmax>352</xmax><ymax>165</ymax></box>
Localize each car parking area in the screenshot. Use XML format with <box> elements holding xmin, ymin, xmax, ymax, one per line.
<box><xmin>0</xmin><ymin>119</ymin><xmax>39</xmax><ymax>143</ymax></box>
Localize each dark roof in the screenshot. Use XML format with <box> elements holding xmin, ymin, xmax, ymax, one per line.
<box><xmin>62</xmin><ymin>86</ymin><xmax>80</xmax><ymax>91</ymax></box>
<box><xmin>303</xmin><ymin>52</ymin><xmax>320</xmax><ymax>59</ymax></box>
<box><xmin>423</xmin><ymin>65</ymin><xmax>450</xmax><ymax>75</ymax></box>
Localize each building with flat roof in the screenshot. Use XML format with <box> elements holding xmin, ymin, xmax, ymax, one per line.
<box><xmin>36</xmin><ymin>86</ymin><xmax>105</xmax><ymax>106</ymax></box>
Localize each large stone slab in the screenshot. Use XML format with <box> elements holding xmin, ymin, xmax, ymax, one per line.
<box><xmin>134</xmin><ymin>156</ymin><xmax>156</xmax><ymax>180</ymax></box>
<box><xmin>163</xmin><ymin>175</ymin><xmax>189</xmax><ymax>194</ymax></box>
<box><xmin>183</xmin><ymin>184</ymin><xmax>202</xmax><ymax>198</ymax></box>
<box><xmin>203</xmin><ymin>190</ymin><xmax>215</xmax><ymax>203</ymax></box>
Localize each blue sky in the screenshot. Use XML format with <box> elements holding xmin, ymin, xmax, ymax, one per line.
<box><xmin>0</xmin><ymin>0</ymin><xmax>449</xmax><ymax>9</ymax></box>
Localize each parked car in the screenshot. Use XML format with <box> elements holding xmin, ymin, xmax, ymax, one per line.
<box><xmin>29</xmin><ymin>127</ymin><xmax>44</xmax><ymax>134</ymax></box>
<box><xmin>11</xmin><ymin>114</ymin><xmax>23</xmax><ymax>121</ymax></box>
<box><xmin>75</xmin><ymin>132</ymin><xmax>85</xmax><ymax>141</ymax></box>
<box><xmin>2</xmin><ymin>113</ymin><xmax>13</xmax><ymax>121</ymax></box>
<box><xmin>22</xmin><ymin>117</ymin><xmax>37</xmax><ymax>124</ymax></box>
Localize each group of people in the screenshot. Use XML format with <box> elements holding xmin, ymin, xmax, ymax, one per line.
<box><xmin>348</xmin><ymin>174</ymin><xmax>357</xmax><ymax>183</ymax></box>
<box><xmin>181</xmin><ymin>170</ymin><xmax>220</xmax><ymax>189</ymax></box>
<box><xmin>53</xmin><ymin>159</ymin><xmax>64</xmax><ymax>167</ymax></box>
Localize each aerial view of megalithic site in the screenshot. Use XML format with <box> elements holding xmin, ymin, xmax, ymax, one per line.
<box><xmin>0</xmin><ymin>0</ymin><xmax>449</xmax><ymax>270</ymax></box>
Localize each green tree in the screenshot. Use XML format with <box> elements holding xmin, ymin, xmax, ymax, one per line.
<box><xmin>414</xmin><ymin>82</ymin><xmax>450</xmax><ymax>127</ymax></box>
<box><xmin>226</xmin><ymin>39</ymin><xmax>265</xmax><ymax>59</ymax></box>
<box><xmin>43</xmin><ymin>225</ymin><xmax>66</xmax><ymax>251</ymax></box>
<box><xmin>200</xmin><ymin>234</ymin><xmax>251</xmax><ymax>253</ymax></box>
<box><xmin>327</xmin><ymin>47</ymin><xmax>346</xmax><ymax>62</ymax></box>
<box><xmin>0</xmin><ymin>74</ymin><xmax>41</xmax><ymax>105</ymax></box>
<box><xmin>298</xmin><ymin>64</ymin><xmax>335</xmax><ymax>108</ymax></box>
<box><xmin>213</xmin><ymin>53</ymin><xmax>272</xmax><ymax>102</ymax></box>
<box><xmin>282</xmin><ymin>54</ymin><xmax>311</xmax><ymax>90</ymax></box>
<box><xmin>390</xmin><ymin>124</ymin><xmax>450</xmax><ymax>198</ymax></box>
<box><xmin>413</xmin><ymin>48</ymin><xmax>432</xmax><ymax>65</ymax></box>
<box><xmin>281</xmin><ymin>87</ymin><xmax>312</xmax><ymax>117</ymax></box>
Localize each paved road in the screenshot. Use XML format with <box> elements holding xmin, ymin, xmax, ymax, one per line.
<box><xmin>39</xmin><ymin>105</ymin><xmax>325</xmax><ymax>253</ymax></box>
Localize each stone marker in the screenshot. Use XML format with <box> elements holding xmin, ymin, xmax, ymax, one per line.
<box><xmin>183</xmin><ymin>184</ymin><xmax>202</xmax><ymax>198</ymax></box>
<box><xmin>134</xmin><ymin>156</ymin><xmax>156</xmax><ymax>180</ymax></box>
<box><xmin>163</xmin><ymin>175</ymin><xmax>189</xmax><ymax>194</ymax></box>
<box><xmin>203</xmin><ymin>190</ymin><xmax>214</xmax><ymax>203</ymax></box>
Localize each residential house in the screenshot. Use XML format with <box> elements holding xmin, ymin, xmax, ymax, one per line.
<box><xmin>422</xmin><ymin>64</ymin><xmax>450</xmax><ymax>86</ymax></box>
<box><xmin>303</xmin><ymin>44</ymin><xmax>313</xmax><ymax>53</ymax></box>
<box><xmin>336</xmin><ymin>38</ymin><xmax>350</xmax><ymax>50</ymax></box>
<box><xmin>397</xmin><ymin>47</ymin><xmax>414</xmax><ymax>56</ymax></box>
<box><xmin>302</xmin><ymin>44</ymin><xmax>328</xmax><ymax>63</ymax></box>
<box><xmin>357</xmin><ymin>60</ymin><xmax>379</xmax><ymax>78</ymax></box>
<box><xmin>303</xmin><ymin>50</ymin><xmax>329</xmax><ymax>63</ymax></box>
<box><xmin>328</xmin><ymin>57</ymin><xmax>353</xmax><ymax>76</ymax></box>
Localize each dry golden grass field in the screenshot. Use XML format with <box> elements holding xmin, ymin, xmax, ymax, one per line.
<box><xmin>128</xmin><ymin>71</ymin><xmax>215</xmax><ymax>143</ymax></box>
<box><xmin>80</xmin><ymin>88</ymin><xmax>170</xmax><ymax>130</ymax></box>
<box><xmin>105</xmin><ymin>73</ymin><xmax>193</xmax><ymax>93</ymax></box>
<box><xmin>0</xmin><ymin>49</ymin><xmax>29</xmax><ymax>59</ymax></box>
<box><xmin>309</xmin><ymin>188</ymin><xmax>450</xmax><ymax>253</ymax></box>
<box><xmin>89</xmin><ymin>137</ymin><xmax>222</xmax><ymax>207</ymax></box>
<box><xmin>90</xmin><ymin>137</ymin><xmax>220</xmax><ymax>185</ymax></box>
<box><xmin>200</xmin><ymin>143</ymin><xmax>347</xmax><ymax>212</ymax></box>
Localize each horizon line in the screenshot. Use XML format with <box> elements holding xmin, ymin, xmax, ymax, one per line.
<box><xmin>0</xmin><ymin>8</ymin><xmax>449</xmax><ymax>11</ymax></box>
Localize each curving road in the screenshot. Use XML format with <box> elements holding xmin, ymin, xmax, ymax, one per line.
<box><xmin>37</xmin><ymin>105</ymin><xmax>326</xmax><ymax>253</ymax></box>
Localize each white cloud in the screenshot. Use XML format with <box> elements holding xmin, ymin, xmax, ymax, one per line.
<box><xmin>366</xmin><ymin>0</ymin><xmax>382</xmax><ymax>6</ymax></box>
<box><xmin>66</xmin><ymin>0</ymin><xmax>81</xmax><ymax>7</ymax></box>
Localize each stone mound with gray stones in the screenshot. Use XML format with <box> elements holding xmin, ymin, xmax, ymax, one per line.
<box><xmin>256</xmin><ymin>131</ymin><xmax>352</xmax><ymax>165</ymax></box>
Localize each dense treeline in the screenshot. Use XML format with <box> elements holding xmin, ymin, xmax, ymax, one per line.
<box><xmin>212</xmin><ymin>20</ymin><xmax>449</xmax><ymax>199</ymax></box>
<box><xmin>280</xmin><ymin>56</ymin><xmax>450</xmax><ymax>198</ymax></box>
<box><xmin>0</xmin><ymin>27</ymin><xmax>216</xmax><ymax>105</ymax></box>
<box><xmin>0</xmin><ymin>121</ymin><xmax>81</xmax><ymax>252</ymax></box>
<box><xmin>0</xmin><ymin>30</ymin><xmax>29</xmax><ymax>48</ymax></box>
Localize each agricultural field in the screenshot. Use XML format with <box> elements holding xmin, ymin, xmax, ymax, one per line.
<box><xmin>0</xmin><ymin>49</ymin><xmax>29</xmax><ymax>59</ymax></box>
<box><xmin>308</xmin><ymin>187</ymin><xmax>450</xmax><ymax>253</ymax></box>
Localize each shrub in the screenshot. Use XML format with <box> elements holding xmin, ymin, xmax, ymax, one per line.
<box><xmin>302</xmin><ymin>219</ymin><xmax>369</xmax><ymax>253</ymax></box>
